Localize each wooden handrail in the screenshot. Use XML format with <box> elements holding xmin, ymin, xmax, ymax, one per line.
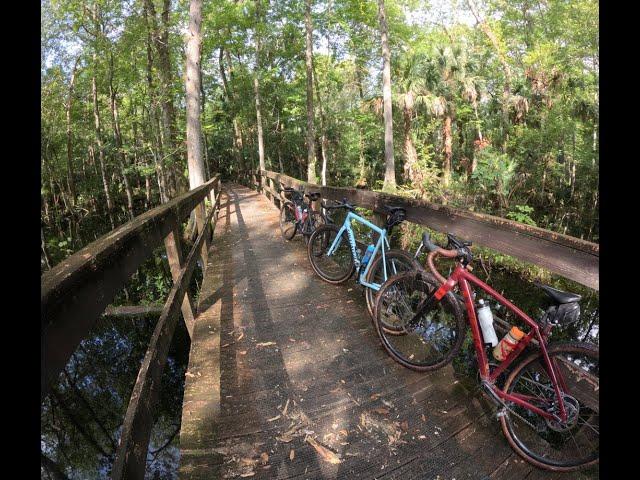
<box><xmin>239</xmin><ymin>169</ymin><xmax>599</xmax><ymax>290</ymax></box>
<box><xmin>111</xmin><ymin>193</ymin><xmax>219</xmax><ymax>479</ymax></box>
<box><xmin>41</xmin><ymin>175</ymin><xmax>220</xmax><ymax>402</ymax></box>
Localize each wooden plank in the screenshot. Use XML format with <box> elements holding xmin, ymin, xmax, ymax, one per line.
<box><xmin>102</xmin><ymin>305</ymin><xmax>163</xmax><ymax>318</ymax></box>
<box><xmin>41</xmin><ymin>176</ymin><xmax>219</xmax><ymax>402</ymax></box>
<box><xmin>258</xmin><ymin>170</ymin><xmax>599</xmax><ymax>290</ymax></box>
<box><xmin>111</xmin><ymin>201</ymin><xmax>217</xmax><ymax>480</ymax></box>
<box><xmin>164</xmin><ymin>229</ymin><xmax>197</xmax><ymax>338</ymax></box>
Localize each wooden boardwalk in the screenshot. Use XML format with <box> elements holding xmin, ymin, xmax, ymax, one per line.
<box><xmin>178</xmin><ymin>184</ymin><xmax>593</xmax><ymax>480</ymax></box>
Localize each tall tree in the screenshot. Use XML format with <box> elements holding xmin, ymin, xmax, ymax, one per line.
<box><xmin>304</xmin><ymin>0</ymin><xmax>317</xmax><ymax>184</ymax></box>
<box><xmin>377</xmin><ymin>0</ymin><xmax>396</xmax><ymax>190</ymax></box>
<box><xmin>254</xmin><ymin>0</ymin><xmax>266</xmax><ymax>173</ymax></box>
<box><xmin>185</xmin><ymin>0</ymin><xmax>206</xmax><ymax>189</ymax></box>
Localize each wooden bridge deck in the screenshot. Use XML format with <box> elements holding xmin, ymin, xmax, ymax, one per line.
<box><xmin>178</xmin><ymin>184</ymin><xmax>587</xmax><ymax>480</ymax></box>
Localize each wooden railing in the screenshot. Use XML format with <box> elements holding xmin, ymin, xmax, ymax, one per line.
<box><xmin>41</xmin><ymin>175</ymin><xmax>221</xmax><ymax>479</ymax></box>
<box><xmin>237</xmin><ymin>169</ymin><xmax>598</xmax><ymax>291</ymax></box>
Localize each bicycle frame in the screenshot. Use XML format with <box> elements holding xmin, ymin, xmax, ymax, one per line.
<box><xmin>429</xmin><ymin>263</ymin><xmax>570</xmax><ymax>422</ymax></box>
<box><xmin>326</xmin><ymin>211</ymin><xmax>390</xmax><ymax>290</ymax></box>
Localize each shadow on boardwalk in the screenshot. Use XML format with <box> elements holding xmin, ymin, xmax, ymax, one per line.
<box><xmin>179</xmin><ymin>184</ymin><xmax>596</xmax><ymax>480</ymax></box>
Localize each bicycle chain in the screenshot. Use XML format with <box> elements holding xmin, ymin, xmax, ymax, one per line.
<box><xmin>481</xmin><ymin>381</ymin><xmax>546</xmax><ymax>433</ymax></box>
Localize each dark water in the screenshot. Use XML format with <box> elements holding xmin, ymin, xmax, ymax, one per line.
<box><xmin>41</xmin><ymin>244</ymin><xmax>202</xmax><ymax>479</ymax></box>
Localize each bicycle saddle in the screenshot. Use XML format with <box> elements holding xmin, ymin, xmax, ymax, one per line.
<box><xmin>446</xmin><ymin>233</ymin><xmax>472</xmax><ymax>249</ymax></box>
<box><xmin>384</xmin><ymin>205</ymin><xmax>406</xmax><ymax>215</ymax></box>
<box><xmin>305</xmin><ymin>192</ymin><xmax>321</xmax><ymax>201</ymax></box>
<box><xmin>537</xmin><ymin>283</ymin><xmax>581</xmax><ymax>304</ymax></box>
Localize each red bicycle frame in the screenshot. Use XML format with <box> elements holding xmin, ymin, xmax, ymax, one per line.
<box><xmin>433</xmin><ymin>263</ymin><xmax>569</xmax><ymax>422</ymax></box>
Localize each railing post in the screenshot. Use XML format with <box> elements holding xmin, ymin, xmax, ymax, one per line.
<box><xmin>163</xmin><ymin>229</ymin><xmax>197</xmax><ymax>338</ymax></box>
<box><xmin>194</xmin><ymin>201</ymin><xmax>210</xmax><ymax>268</ymax></box>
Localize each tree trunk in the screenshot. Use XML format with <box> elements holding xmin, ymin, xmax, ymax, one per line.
<box><xmin>466</xmin><ymin>0</ymin><xmax>511</xmax><ymax>150</ymax></box>
<box><xmin>144</xmin><ymin>0</ymin><xmax>184</xmax><ymax>196</ymax></box>
<box><xmin>304</xmin><ymin>0</ymin><xmax>317</xmax><ymax>183</ymax></box>
<box><xmin>41</xmin><ymin>226</ymin><xmax>52</xmax><ymax>270</ymax></box>
<box><xmin>65</xmin><ymin>56</ymin><xmax>80</xmax><ymax>207</ymax></box>
<box><xmin>218</xmin><ymin>47</ymin><xmax>245</xmax><ymax>171</ymax></box>
<box><xmin>378</xmin><ymin>0</ymin><xmax>396</xmax><ymax>191</ymax></box>
<box><xmin>355</xmin><ymin>63</ymin><xmax>367</xmax><ymax>188</ymax></box>
<box><xmin>143</xmin><ymin>3</ymin><xmax>169</xmax><ymax>204</ymax></box>
<box><xmin>312</xmin><ymin>57</ymin><xmax>330</xmax><ymax>186</ymax></box>
<box><xmin>91</xmin><ymin>6</ymin><xmax>115</xmax><ymax>229</ymax></box>
<box><xmin>185</xmin><ymin>0</ymin><xmax>206</xmax><ymax>189</ymax></box>
<box><xmin>108</xmin><ymin>53</ymin><xmax>135</xmax><ymax>219</ymax></box>
<box><xmin>442</xmin><ymin>115</ymin><xmax>453</xmax><ymax>187</ymax></box>
<box><xmin>253</xmin><ymin>1</ymin><xmax>266</xmax><ymax>175</ymax></box>
<box><xmin>402</xmin><ymin>92</ymin><xmax>420</xmax><ymax>190</ymax></box>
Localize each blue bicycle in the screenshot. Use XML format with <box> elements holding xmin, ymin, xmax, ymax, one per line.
<box><xmin>307</xmin><ymin>199</ymin><xmax>421</xmax><ymax>319</ymax></box>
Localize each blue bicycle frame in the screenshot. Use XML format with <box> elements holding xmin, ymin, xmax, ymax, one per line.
<box><xmin>326</xmin><ymin>211</ymin><xmax>390</xmax><ymax>291</ymax></box>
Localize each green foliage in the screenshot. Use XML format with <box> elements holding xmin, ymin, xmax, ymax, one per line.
<box><xmin>506</xmin><ymin>205</ymin><xmax>537</xmax><ymax>226</ymax></box>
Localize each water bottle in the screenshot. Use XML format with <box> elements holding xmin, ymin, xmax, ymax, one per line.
<box><xmin>493</xmin><ymin>326</ymin><xmax>525</xmax><ymax>361</ymax></box>
<box><xmin>302</xmin><ymin>208</ymin><xmax>308</xmax><ymax>222</ymax></box>
<box><xmin>361</xmin><ymin>245</ymin><xmax>376</xmax><ymax>267</ymax></box>
<box><xmin>296</xmin><ymin>205</ymin><xmax>303</xmax><ymax>220</ymax></box>
<box><xmin>477</xmin><ymin>299</ymin><xmax>498</xmax><ymax>347</ymax></box>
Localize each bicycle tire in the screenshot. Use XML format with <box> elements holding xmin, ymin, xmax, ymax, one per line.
<box><xmin>307</xmin><ymin>224</ymin><xmax>355</xmax><ymax>284</ymax></box>
<box><xmin>303</xmin><ymin>211</ymin><xmax>326</xmax><ymax>245</ymax></box>
<box><xmin>364</xmin><ymin>249</ymin><xmax>422</xmax><ymax>320</ymax></box>
<box><xmin>374</xmin><ymin>270</ymin><xmax>466</xmax><ymax>372</ymax></box>
<box><xmin>499</xmin><ymin>341</ymin><xmax>599</xmax><ymax>472</ymax></box>
<box><xmin>280</xmin><ymin>201</ymin><xmax>297</xmax><ymax>241</ymax></box>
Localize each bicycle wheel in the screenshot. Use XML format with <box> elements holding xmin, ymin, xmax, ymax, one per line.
<box><xmin>307</xmin><ymin>224</ymin><xmax>355</xmax><ymax>284</ymax></box>
<box><xmin>374</xmin><ymin>271</ymin><xmax>466</xmax><ymax>371</ymax></box>
<box><xmin>280</xmin><ymin>201</ymin><xmax>297</xmax><ymax>241</ymax></box>
<box><xmin>364</xmin><ymin>249</ymin><xmax>422</xmax><ymax>321</ymax></box>
<box><xmin>302</xmin><ymin>211</ymin><xmax>326</xmax><ymax>245</ymax></box>
<box><xmin>499</xmin><ymin>342</ymin><xmax>599</xmax><ymax>471</ymax></box>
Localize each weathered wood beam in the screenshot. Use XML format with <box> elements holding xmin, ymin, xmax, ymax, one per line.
<box><xmin>111</xmin><ymin>200</ymin><xmax>217</xmax><ymax>480</ymax></box>
<box><xmin>102</xmin><ymin>305</ymin><xmax>164</xmax><ymax>318</ymax></box>
<box><xmin>256</xmin><ymin>170</ymin><xmax>599</xmax><ymax>290</ymax></box>
<box><xmin>41</xmin><ymin>176</ymin><xmax>219</xmax><ymax>402</ymax></box>
<box><xmin>164</xmin><ymin>229</ymin><xmax>197</xmax><ymax>337</ymax></box>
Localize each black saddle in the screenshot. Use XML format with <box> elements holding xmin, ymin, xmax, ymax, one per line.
<box><xmin>538</xmin><ymin>284</ymin><xmax>581</xmax><ymax>304</ymax></box>
<box><xmin>305</xmin><ymin>192</ymin><xmax>321</xmax><ymax>201</ymax></box>
<box><xmin>384</xmin><ymin>205</ymin><xmax>405</xmax><ymax>215</ymax></box>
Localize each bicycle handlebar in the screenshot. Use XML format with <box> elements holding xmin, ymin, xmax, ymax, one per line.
<box><xmin>422</xmin><ymin>232</ymin><xmax>472</xmax><ymax>283</ymax></box>
<box><xmin>322</xmin><ymin>198</ymin><xmax>356</xmax><ymax>211</ymax></box>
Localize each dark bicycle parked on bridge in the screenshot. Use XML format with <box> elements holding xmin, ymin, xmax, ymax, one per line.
<box><xmin>307</xmin><ymin>199</ymin><xmax>422</xmax><ymax>318</ymax></box>
<box><xmin>278</xmin><ymin>183</ymin><xmax>326</xmax><ymax>244</ymax></box>
<box><xmin>374</xmin><ymin>232</ymin><xmax>599</xmax><ymax>472</ymax></box>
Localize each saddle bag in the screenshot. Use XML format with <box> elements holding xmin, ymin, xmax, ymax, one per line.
<box><xmin>543</xmin><ymin>302</ymin><xmax>581</xmax><ymax>326</ymax></box>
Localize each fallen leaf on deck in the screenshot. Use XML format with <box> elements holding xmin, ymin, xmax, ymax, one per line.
<box><xmin>282</xmin><ymin>398</ymin><xmax>290</xmax><ymax>416</ymax></box>
<box><xmin>260</xmin><ymin>452</ymin><xmax>269</xmax><ymax>465</ymax></box>
<box><xmin>372</xmin><ymin>407</ymin><xmax>390</xmax><ymax>415</ymax></box>
<box><xmin>289</xmin><ymin>449</ymin><xmax>295</xmax><ymax>461</ymax></box>
<box><xmin>400</xmin><ymin>421</ymin><xmax>409</xmax><ymax>431</ymax></box>
<box><xmin>421</xmin><ymin>414</ymin><xmax>426</xmax><ymax>422</ymax></box>
<box><xmin>370</xmin><ymin>393</ymin><xmax>381</xmax><ymax>401</ymax></box>
<box><xmin>305</xmin><ymin>436</ymin><xmax>342</xmax><ymax>464</ymax></box>
<box><xmin>267</xmin><ymin>415</ymin><xmax>281</xmax><ymax>422</ymax></box>
<box><xmin>239</xmin><ymin>351</ymin><xmax>247</xmax><ymax>355</ymax></box>
<box><xmin>185</xmin><ymin>372</ymin><xmax>195</xmax><ymax>378</ymax></box>
<box><xmin>257</xmin><ymin>342</ymin><xmax>276</xmax><ymax>347</ymax></box>
<box><xmin>239</xmin><ymin>472</ymin><xmax>255</xmax><ymax>478</ymax></box>
<box><xmin>237</xmin><ymin>332</ymin><xmax>245</xmax><ymax>341</ymax></box>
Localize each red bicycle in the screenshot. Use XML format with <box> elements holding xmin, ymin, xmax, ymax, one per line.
<box><xmin>374</xmin><ymin>232</ymin><xmax>599</xmax><ymax>471</ymax></box>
